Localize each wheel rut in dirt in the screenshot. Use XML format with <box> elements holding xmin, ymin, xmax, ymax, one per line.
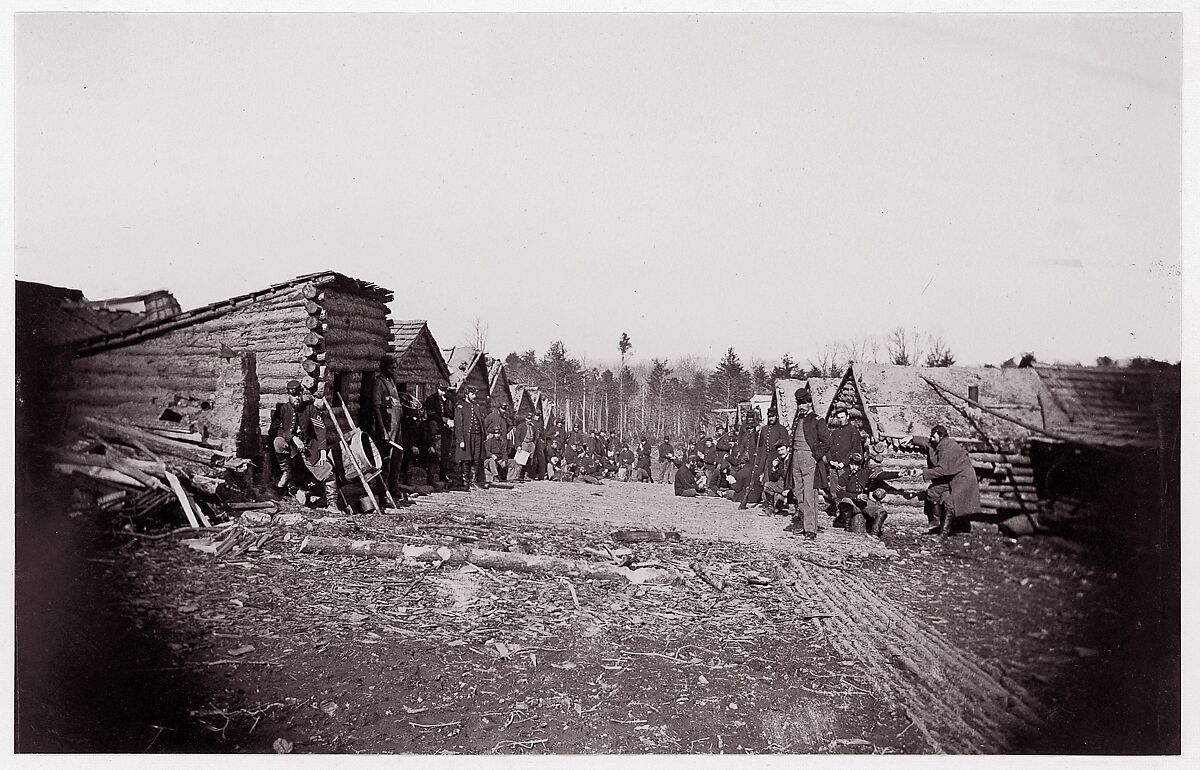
<box><xmin>778</xmin><ymin>554</ymin><xmax>1047</xmax><ymax>753</ymax></box>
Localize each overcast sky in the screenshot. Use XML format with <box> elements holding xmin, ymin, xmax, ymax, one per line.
<box><xmin>14</xmin><ymin>12</ymin><xmax>1182</xmax><ymax>368</ymax></box>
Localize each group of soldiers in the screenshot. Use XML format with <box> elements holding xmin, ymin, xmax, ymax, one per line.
<box><xmin>661</xmin><ymin>388</ymin><xmax>981</xmax><ymax>539</ymax></box>
<box><xmin>266</xmin><ymin>357</ymin><xmax>981</xmax><ymax>534</ymax></box>
<box><xmin>265</xmin><ymin>356</ymin><xmax>672</xmax><ymax>510</ymax></box>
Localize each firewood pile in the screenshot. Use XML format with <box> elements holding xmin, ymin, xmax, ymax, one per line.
<box><xmin>51</xmin><ymin>412</ymin><xmax>256</xmax><ymax>531</ymax></box>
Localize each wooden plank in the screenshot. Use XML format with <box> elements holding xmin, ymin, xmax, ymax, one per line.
<box><xmin>165</xmin><ymin>471</ymin><xmax>201</xmax><ymax>529</ymax></box>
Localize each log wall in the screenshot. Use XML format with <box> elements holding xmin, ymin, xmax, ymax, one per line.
<box><xmin>54</xmin><ymin>280</ymin><xmax>393</xmax><ymax>454</ymax></box>
<box><xmin>824</xmin><ymin>373</ymin><xmax>1042</xmax><ymax>518</ymax></box>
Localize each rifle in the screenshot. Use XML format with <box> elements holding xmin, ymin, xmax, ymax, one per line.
<box><xmin>738</xmin><ymin>421</ymin><xmax>764</xmax><ymax>510</ymax></box>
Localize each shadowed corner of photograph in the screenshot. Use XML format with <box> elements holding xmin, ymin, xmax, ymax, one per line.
<box><xmin>13</xmin><ymin>282</ymin><xmax>226</xmax><ymax>754</ymax></box>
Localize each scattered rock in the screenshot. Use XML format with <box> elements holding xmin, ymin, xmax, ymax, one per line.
<box><xmin>273</xmin><ymin>512</ymin><xmax>306</xmax><ymax>527</ymax></box>
<box><xmin>272</xmin><ymin>738</ymin><xmax>293</xmax><ymax>754</ymax></box>
<box><xmin>227</xmin><ymin>644</ymin><xmax>256</xmax><ymax>657</ymax></box>
<box><xmin>240</xmin><ymin>511</ymin><xmax>273</xmax><ymax>526</ymax></box>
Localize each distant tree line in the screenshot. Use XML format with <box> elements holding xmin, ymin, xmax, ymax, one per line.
<box><xmin>490</xmin><ymin>327</ymin><xmax>1173</xmax><ymax>442</ymax></box>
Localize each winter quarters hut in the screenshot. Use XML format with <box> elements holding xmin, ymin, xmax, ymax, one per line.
<box><xmin>443</xmin><ymin>347</ymin><xmax>490</xmax><ymax>396</ymax></box>
<box><xmin>1030</xmin><ymin>364</ymin><xmax>1180</xmax><ymax>539</ymax></box>
<box><xmin>488</xmin><ymin>361</ymin><xmax>514</xmax><ymax>411</ymax></box>
<box><xmin>509</xmin><ymin>385</ymin><xmax>536</xmax><ymax>420</ymax></box>
<box><xmin>771</xmin><ymin>377</ymin><xmax>840</xmax><ymax>429</ymax></box>
<box><xmin>387</xmin><ymin>320</ymin><xmax>451</xmax><ymax>400</ymax></box>
<box><xmin>824</xmin><ymin>362</ymin><xmax>1045</xmax><ymax>526</ymax></box>
<box><xmin>54</xmin><ymin>272</ymin><xmax>394</xmax><ymax>462</ymax></box>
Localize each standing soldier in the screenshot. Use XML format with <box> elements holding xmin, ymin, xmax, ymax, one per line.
<box><xmin>268</xmin><ymin>380</ymin><xmax>338</xmax><ymax>512</ymax></box>
<box><xmin>784</xmin><ymin>387</ymin><xmax>832</xmax><ymax>539</ymax></box>
<box><xmin>656</xmin><ymin>435</ymin><xmax>676</xmax><ymax>484</ymax></box>
<box><xmin>423</xmin><ymin>388</ymin><xmax>449</xmax><ymax>489</ymax></box>
<box><xmin>455</xmin><ymin>387</ymin><xmax>487</xmax><ymax>490</ymax></box>
<box><xmin>371</xmin><ymin>357</ymin><xmax>405</xmax><ymax>502</ymax></box>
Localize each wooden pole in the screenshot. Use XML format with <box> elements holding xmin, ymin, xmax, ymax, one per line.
<box><xmin>322</xmin><ymin>398</ymin><xmax>382</xmax><ymax>514</ymax></box>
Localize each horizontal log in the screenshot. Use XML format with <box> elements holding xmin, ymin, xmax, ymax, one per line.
<box><xmin>55</xmin><ymin>388</ymin><xmax>217</xmax><ymax>407</ymax></box>
<box><xmin>304</xmin><ymin>332</ymin><xmax>325</xmax><ymax>347</ymax></box>
<box><xmin>53</xmin><ymin>462</ymin><xmax>145</xmax><ymax>489</ymax></box>
<box><xmin>318</xmin><ymin>328</ymin><xmax>390</xmax><ymax>347</ymax></box>
<box><xmin>297</xmin><ymin>537</ymin><xmax>680</xmax><ymax>584</ymax></box>
<box><xmin>319</xmin><ymin>295</ymin><xmax>390</xmax><ymax>317</ymax></box>
<box><xmin>969</xmin><ymin>453</ymin><xmax>1031</xmax><ymax>465</ymax></box>
<box><xmin>83</xmin><ymin>417</ymin><xmax>231</xmax><ymax>465</ymax></box>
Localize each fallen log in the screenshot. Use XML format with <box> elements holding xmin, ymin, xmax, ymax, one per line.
<box><xmin>689</xmin><ymin>561</ymin><xmax>727</xmax><ymax>593</ymax></box>
<box><xmin>225</xmin><ymin>501</ymin><xmax>278</xmax><ymax>511</ymax></box>
<box><xmin>53</xmin><ymin>462</ymin><xmax>145</xmax><ymax>489</ymax></box>
<box><xmin>297</xmin><ymin>537</ymin><xmax>679</xmax><ymax>584</ymax></box>
<box><xmin>610</xmin><ymin>529</ymin><xmax>682</xmax><ymax>543</ymax></box>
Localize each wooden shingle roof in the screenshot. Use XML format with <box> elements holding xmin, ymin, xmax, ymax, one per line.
<box><xmin>1034</xmin><ymin>364</ymin><xmax>1180</xmax><ymax>450</ymax></box>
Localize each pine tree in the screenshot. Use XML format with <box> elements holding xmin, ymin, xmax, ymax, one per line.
<box><xmin>710</xmin><ymin>348</ymin><xmax>750</xmax><ymax>410</ymax></box>
<box><xmin>771</xmin><ymin>353</ymin><xmax>798</xmax><ymax>380</ymax></box>
<box><xmin>751</xmin><ymin>363</ymin><xmax>770</xmax><ymax>394</ymax></box>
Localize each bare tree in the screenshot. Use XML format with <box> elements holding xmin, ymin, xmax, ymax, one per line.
<box><xmin>886</xmin><ymin>326</ymin><xmax>923</xmax><ymax>366</ymax></box>
<box><xmin>467</xmin><ymin>316</ymin><xmax>489</xmax><ymax>354</ymax></box>
<box><xmin>808</xmin><ymin>341</ymin><xmax>845</xmax><ymax>378</ymax></box>
<box><xmin>840</xmin><ymin>333</ymin><xmax>882</xmax><ymax>366</ymax></box>
<box><xmin>923</xmin><ymin>333</ymin><xmax>956</xmax><ymax>367</ymax></box>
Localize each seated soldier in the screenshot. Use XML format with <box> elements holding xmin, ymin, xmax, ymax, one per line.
<box><xmin>576</xmin><ymin>448</ymin><xmax>604</xmax><ymax>485</ymax></box>
<box><xmin>834</xmin><ymin>452</ymin><xmax>902</xmax><ymax>537</ymax></box>
<box><xmin>759</xmin><ymin>443</ymin><xmax>794</xmax><ymax>516</ymax></box>
<box><xmin>483</xmin><ymin>429</ymin><xmax>505</xmax><ymax>484</ymax></box>
<box><xmin>672</xmin><ymin>456</ymin><xmax>698</xmax><ymax>497</ymax></box>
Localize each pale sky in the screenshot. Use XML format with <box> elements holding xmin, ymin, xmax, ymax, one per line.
<box><xmin>14</xmin><ymin>11</ymin><xmax>1182</xmax><ymax>367</ymax></box>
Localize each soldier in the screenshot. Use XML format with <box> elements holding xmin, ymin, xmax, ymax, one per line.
<box><xmin>616</xmin><ymin>444</ymin><xmax>635</xmax><ymax>482</ymax></box>
<box><xmin>656</xmin><ymin>435</ymin><xmax>675</xmax><ymax>484</ymax></box>
<box><xmin>833</xmin><ymin>452</ymin><xmax>891</xmax><ymax>537</ymax></box>
<box><xmin>902</xmin><ymin>425</ymin><xmax>982</xmax><ymax>537</ymax></box>
<box><xmin>512</xmin><ymin>414</ymin><xmax>538</xmax><ymax>481</ymax></box>
<box><xmin>398</xmin><ymin>388</ymin><xmax>425</xmax><ymax>488</ymax></box>
<box><xmin>824</xmin><ymin>407</ymin><xmax>865</xmax><ymax>507</ymax></box>
<box><xmin>454</xmin><ymin>387</ymin><xmax>487</xmax><ymax>489</ymax></box>
<box><xmin>370</xmin><ymin>357</ymin><xmax>405</xmax><ymax>501</ymax></box>
<box><xmin>759</xmin><ymin>444</ymin><xmax>794</xmax><ymax>515</ymax></box>
<box><xmin>482</xmin><ymin>395</ymin><xmax>509</xmax><ymax>481</ymax></box>
<box><xmin>784</xmin><ymin>388</ymin><xmax>832</xmax><ymax>539</ymax></box>
<box><xmin>268</xmin><ymin>380</ymin><xmax>338</xmax><ymax>512</ymax></box>
<box><xmin>483</xmin><ymin>428</ymin><xmax>505</xmax><ymax>484</ymax></box>
<box><xmin>422</xmin><ymin>388</ymin><xmax>449</xmax><ymax>488</ymax></box>
<box><xmin>672</xmin><ymin>456</ymin><xmax>698</xmax><ymax>497</ymax></box>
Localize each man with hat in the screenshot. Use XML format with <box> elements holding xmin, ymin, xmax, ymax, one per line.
<box><xmin>268</xmin><ymin>380</ymin><xmax>338</xmax><ymax>512</ymax></box>
<box><xmin>371</xmin><ymin>357</ymin><xmax>405</xmax><ymax>502</ymax></box>
<box><xmin>754</xmin><ymin>407</ymin><xmax>790</xmax><ymax>509</ymax></box>
<box><xmin>656</xmin><ymin>435</ymin><xmax>676</xmax><ymax>484</ymax></box>
<box><xmin>455</xmin><ymin>386</ymin><xmax>487</xmax><ymax>490</ymax></box>
<box><xmin>835</xmin><ymin>450</ymin><xmax>892</xmax><ymax>532</ymax></box>
<box><xmin>824</xmin><ymin>406</ymin><xmax>865</xmax><ymax>507</ymax></box>
<box><xmin>482</xmin><ymin>393</ymin><xmax>509</xmax><ymax>480</ymax></box>
<box><xmin>902</xmin><ymin>425</ymin><xmax>981</xmax><ymax>537</ymax></box>
<box><xmin>784</xmin><ymin>386</ymin><xmax>832</xmax><ymax>539</ymax></box>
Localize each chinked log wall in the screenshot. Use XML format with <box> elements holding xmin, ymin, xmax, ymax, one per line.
<box><xmin>58</xmin><ymin>279</ymin><xmax>392</xmax><ymax>457</ymax></box>
<box><xmin>825</xmin><ymin>379</ymin><xmax>1040</xmax><ymax>517</ymax></box>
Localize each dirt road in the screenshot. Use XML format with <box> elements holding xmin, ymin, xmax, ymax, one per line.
<box><xmin>15</xmin><ymin>478</ymin><xmax>1177</xmax><ymax>754</ymax></box>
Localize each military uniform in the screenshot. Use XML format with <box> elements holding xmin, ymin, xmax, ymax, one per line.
<box><xmin>455</xmin><ymin>396</ymin><xmax>487</xmax><ymax>487</ymax></box>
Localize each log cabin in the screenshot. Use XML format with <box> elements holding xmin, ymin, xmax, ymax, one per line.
<box><xmin>386</xmin><ymin>320</ymin><xmax>451</xmax><ymax>400</ymax></box>
<box><xmin>51</xmin><ymin>271</ymin><xmax>393</xmax><ymax>461</ymax></box>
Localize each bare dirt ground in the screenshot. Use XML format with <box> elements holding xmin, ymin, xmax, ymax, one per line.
<box><xmin>15</xmin><ymin>478</ymin><xmax>1179</xmax><ymax>754</ymax></box>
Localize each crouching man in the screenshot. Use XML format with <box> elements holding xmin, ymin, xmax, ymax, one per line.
<box><xmin>833</xmin><ymin>452</ymin><xmax>890</xmax><ymax>537</ymax></box>
<box><xmin>268</xmin><ymin>379</ymin><xmax>338</xmax><ymax>512</ymax></box>
<box><xmin>672</xmin><ymin>456</ymin><xmax>699</xmax><ymax>497</ymax></box>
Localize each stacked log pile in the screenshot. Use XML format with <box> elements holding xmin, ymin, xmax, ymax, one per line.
<box><xmin>53</xmin><ymin>415</ymin><xmax>254</xmax><ymax>530</ymax></box>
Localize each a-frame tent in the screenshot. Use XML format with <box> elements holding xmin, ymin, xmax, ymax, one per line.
<box><xmin>488</xmin><ymin>361</ymin><xmax>514</xmax><ymax>410</ymax></box>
